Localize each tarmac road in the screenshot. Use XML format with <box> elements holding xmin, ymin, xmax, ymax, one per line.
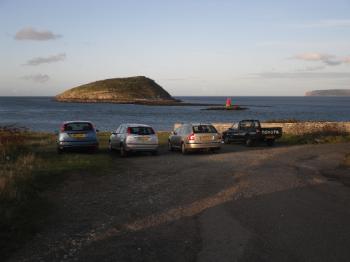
<box><xmin>9</xmin><ymin>143</ymin><xmax>350</xmax><ymax>262</ymax></box>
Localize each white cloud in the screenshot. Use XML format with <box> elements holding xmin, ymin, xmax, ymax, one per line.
<box><xmin>254</xmin><ymin>71</ymin><xmax>350</xmax><ymax>79</ymax></box>
<box><xmin>15</xmin><ymin>27</ymin><xmax>61</xmax><ymax>41</ymax></box>
<box><xmin>293</xmin><ymin>52</ymin><xmax>349</xmax><ymax>66</ymax></box>
<box><xmin>24</xmin><ymin>53</ymin><xmax>66</xmax><ymax>66</ymax></box>
<box><xmin>20</xmin><ymin>74</ymin><xmax>50</xmax><ymax>83</ymax></box>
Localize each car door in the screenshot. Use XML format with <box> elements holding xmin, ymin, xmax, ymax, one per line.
<box><xmin>230</xmin><ymin>123</ymin><xmax>243</xmax><ymax>140</ymax></box>
<box><xmin>173</xmin><ymin>126</ymin><xmax>183</xmax><ymax>148</ymax></box>
<box><xmin>180</xmin><ymin>125</ymin><xmax>190</xmax><ymax>144</ymax></box>
<box><xmin>115</xmin><ymin>125</ymin><xmax>124</xmax><ymax>149</ymax></box>
<box><xmin>110</xmin><ymin>126</ymin><xmax>121</xmax><ymax>149</ymax></box>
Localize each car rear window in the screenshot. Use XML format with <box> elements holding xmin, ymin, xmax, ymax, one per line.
<box><xmin>192</xmin><ymin>125</ymin><xmax>217</xmax><ymax>133</ymax></box>
<box><xmin>64</xmin><ymin>122</ymin><xmax>93</xmax><ymax>131</ymax></box>
<box><xmin>129</xmin><ymin>126</ymin><xmax>155</xmax><ymax>135</ymax></box>
<box><xmin>240</xmin><ymin>121</ymin><xmax>260</xmax><ymax>128</ymax></box>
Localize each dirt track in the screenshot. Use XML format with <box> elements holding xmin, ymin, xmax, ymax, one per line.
<box><xmin>9</xmin><ymin>143</ymin><xmax>350</xmax><ymax>262</ymax></box>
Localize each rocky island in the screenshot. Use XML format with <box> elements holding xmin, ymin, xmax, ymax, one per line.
<box><xmin>55</xmin><ymin>76</ymin><xmax>181</xmax><ymax>105</ymax></box>
<box><xmin>305</xmin><ymin>89</ymin><xmax>350</xmax><ymax>96</ymax></box>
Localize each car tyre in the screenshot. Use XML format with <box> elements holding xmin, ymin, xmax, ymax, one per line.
<box><xmin>181</xmin><ymin>143</ymin><xmax>187</xmax><ymax>155</ymax></box>
<box><xmin>168</xmin><ymin>141</ymin><xmax>174</xmax><ymax>151</ymax></box>
<box><xmin>224</xmin><ymin>137</ymin><xmax>230</xmax><ymax>144</ymax></box>
<box><xmin>151</xmin><ymin>150</ymin><xmax>158</xmax><ymax>156</ymax></box>
<box><xmin>266</xmin><ymin>139</ymin><xmax>275</xmax><ymax>146</ymax></box>
<box><xmin>245</xmin><ymin>138</ymin><xmax>254</xmax><ymax>147</ymax></box>
<box><xmin>57</xmin><ymin>147</ymin><xmax>63</xmax><ymax>154</ymax></box>
<box><xmin>120</xmin><ymin>144</ymin><xmax>128</xmax><ymax>157</ymax></box>
<box><xmin>108</xmin><ymin>141</ymin><xmax>113</xmax><ymax>152</ymax></box>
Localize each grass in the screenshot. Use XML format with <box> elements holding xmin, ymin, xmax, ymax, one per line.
<box><xmin>0</xmin><ymin>128</ymin><xmax>170</xmax><ymax>259</ymax></box>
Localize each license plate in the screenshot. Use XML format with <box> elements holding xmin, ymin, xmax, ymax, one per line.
<box><xmin>200</xmin><ymin>135</ymin><xmax>212</xmax><ymax>142</ymax></box>
<box><xmin>71</xmin><ymin>133</ymin><xmax>86</xmax><ymax>139</ymax></box>
<box><xmin>139</xmin><ymin>136</ymin><xmax>151</xmax><ymax>141</ymax></box>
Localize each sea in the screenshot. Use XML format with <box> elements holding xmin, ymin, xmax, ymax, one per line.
<box><xmin>0</xmin><ymin>96</ymin><xmax>349</xmax><ymax>132</ymax></box>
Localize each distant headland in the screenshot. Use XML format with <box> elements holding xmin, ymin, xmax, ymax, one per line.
<box><xmin>305</xmin><ymin>89</ymin><xmax>350</xmax><ymax>96</ymax></box>
<box><xmin>55</xmin><ymin>76</ymin><xmax>182</xmax><ymax>105</ymax></box>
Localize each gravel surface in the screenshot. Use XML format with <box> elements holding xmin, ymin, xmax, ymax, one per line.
<box><xmin>8</xmin><ymin>143</ymin><xmax>350</xmax><ymax>262</ymax></box>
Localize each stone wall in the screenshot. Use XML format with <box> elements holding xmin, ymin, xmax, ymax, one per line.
<box><xmin>174</xmin><ymin>122</ymin><xmax>350</xmax><ymax>135</ymax></box>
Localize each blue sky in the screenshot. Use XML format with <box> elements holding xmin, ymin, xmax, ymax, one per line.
<box><xmin>1</xmin><ymin>0</ymin><xmax>349</xmax><ymax>96</ymax></box>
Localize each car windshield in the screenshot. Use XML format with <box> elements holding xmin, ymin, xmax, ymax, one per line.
<box><xmin>129</xmin><ymin>126</ymin><xmax>155</xmax><ymax>135</ymax></box>
<box><xmin>192</xmin><ymin>125</ymin><xmax>217</xmax><ymax>133</ymax></box>
<box><xmin>240</xmin><ymin>121</ymin><xmax>260</xmax><ymax>128</ymax></box>
<box><xmin>64</xmin><ymin>122</ymin><xmax>93</xmax><ymax>131</ymax></box>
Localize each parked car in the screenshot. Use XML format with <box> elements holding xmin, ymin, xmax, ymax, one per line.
<box><xmin>168</xmin><ymin>123</ymin><xmax>221</xmax><ymax>154</ymax></box>
<box><xmin>57</xmin><ymin>121</ymin><xmax>99</xmax><ymax>153</ymax></box>
<box><xmin>109</xmin><ymin>124</ymin><xmax>159</xmax><ymax>156</ymax></box>
<box><xmin>222</xmin><ymin>119</ymin><xmax>282</xmax><ymax>146</ymax></box>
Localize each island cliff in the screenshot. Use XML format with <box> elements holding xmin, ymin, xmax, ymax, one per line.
<box><xmin>305</xmin><ymin>89</ymin><xmax>350</xmax><ymax>96</ymax></box>
<box><xmin>55</xmin><ymin>76</ymin><xmax>180</xmax><ymax>105</ymax></box>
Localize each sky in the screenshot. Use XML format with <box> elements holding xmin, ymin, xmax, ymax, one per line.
<box><xmin>0</xmin><ymin>0</ymin><xmax>349</xmax><ymax>96</ymax></box>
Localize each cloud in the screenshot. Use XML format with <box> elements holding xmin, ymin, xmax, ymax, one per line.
<box><xmin>293</xmin><ymin>52</ymin><xmax>350</xmax><ymax>66</ymax></box>
<box><xmin>24</xmin><ymin>53</ymin><xmax>66</xmax><ymax>66</ymax></box>
<box><xmin>302</xmin><ymin>19</ymin><xmax>350</xmax><ymax>28</ymax></box>
<box><xmin>15</xmin><ymin>27</ymin><xmax>61</xmax><ymax>41</ymax></box>
<box><xmin>253</xmin><ymin>71</ymin><xmax>350</xmax><ymax>79</ymax></box>
<box><xmin>295</xmin><ymin>65</ymin><xmax>326</xmax><ymax>72</ymax></box>
<box><xmin>20</xmin><ymin>74</ymin><xmax>50</xmax><ymax>83</ymax></box>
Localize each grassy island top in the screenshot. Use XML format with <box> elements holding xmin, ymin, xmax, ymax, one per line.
<box><xmin>55</xmin><ymin>76</ymin><xmax>177</xmax><ymax>103</ymax></box>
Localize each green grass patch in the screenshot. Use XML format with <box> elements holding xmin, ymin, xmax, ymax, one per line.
<box><xmin>0</xmin><ymin>129</ymin><xmax>114</xmax><ymax>259</ymax></box>
<box><xmin>0</xmin><ymin>129</ymin><xmax>169</xmax><ymax>258</ymax></box>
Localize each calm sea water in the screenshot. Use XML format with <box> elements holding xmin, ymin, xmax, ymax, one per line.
<box><xmin>0</xmin><ymin>96</ymin><xmax>349</xmax><ymax>131</ymax></box>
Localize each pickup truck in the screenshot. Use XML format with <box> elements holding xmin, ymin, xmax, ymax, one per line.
<box><xmin>222</xmin><ymin>120</ymin><xmax>282</xmax><ymax>146</ymax></box>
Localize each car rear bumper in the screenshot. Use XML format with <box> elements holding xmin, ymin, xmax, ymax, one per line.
<box><xmin>185</xmin><ymin>142</ymin><xmax>221</xmax><ymax>150</ymax></box>
<box><xmin>126</xmin><ymin>143</ymin><xmax>158</xmax><ymax>152</ymax></box>
<box><xmin>58</xmin><ymin>140</ymin><xmax>99</xmax><ymax>149</ymax></box>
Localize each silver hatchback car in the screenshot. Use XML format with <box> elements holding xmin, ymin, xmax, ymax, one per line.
<box><xmin>168</xmin><ymin>123</ymin><xmax>221</xmax><ymax>154</ymax></box>
<box><xmin>109</xmin><ymin>124</ymin><xmax>159</xmax><ymax>156</ymax></box>
<box><xmin>57</xmin><ymin>121</ymin><xmax>99</xmax><ymax>153</ymax></box>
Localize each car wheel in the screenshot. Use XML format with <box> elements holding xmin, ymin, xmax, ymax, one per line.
<box><xmin>266</xmin><ymin>139</ymin><xmax>275</xmax><ymax>146</ymax></box>
<box><xmin>245</xmin><ymin>138</ymin><xmax>254</xmax><ymax>147</ymax></box>
<box><xmin>181</xmin><ymin>143</ymin><xmax>187</xmax><ymax>155</ymax></box>
<box><xmin>57</xmin><ymin>147</ymin><xmax>63</xmax><ymax>154</ymax></box>
<box><xmin>151</xmin><ymin>150</ymin><xmax>158</xmax><ymax>156</ymax></box>
<box><xmin>120</xmin><ymin>144</ymin><xmax>128</xmax><ymax>157</ymax></box>
<box><xmin>168</xmin><ymin>141</ymin><xmax>174</xmax><ymax>151</ymax></box>
<box><xmin>224</xmin><ymin>137</ymin><xmax>230</xmax><ymax>144</ymax></box>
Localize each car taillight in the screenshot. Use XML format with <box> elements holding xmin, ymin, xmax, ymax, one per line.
<box><xmin>127</xmin><ymin>127</ymin><xmax>131</xmax><ymax>135</ymax></box>
<box><xmin>188</xmin><ymin>133</ymin><xmax>195</xmax><ymax>141</ymax></box>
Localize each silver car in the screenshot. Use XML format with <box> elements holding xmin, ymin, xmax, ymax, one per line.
<box><xmin>168</xmin><ymin>123</ymin><xmax>221</xmax><ymax>154</ymax></box>
<box><xmin>57</xmin><ymin>121</ymin><xmax>99</xmax><ymax>153</ymax></box>
<box><xmin>109</xmin><ymin>124</ymin><xmax>159</xmax><ymax>156</ymax></box>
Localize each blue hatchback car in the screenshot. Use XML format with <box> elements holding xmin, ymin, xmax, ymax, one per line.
<box><xmin>57</xmin><ymin>121</ymin><xmax>99</xmax><ymax>153</ymax></box>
